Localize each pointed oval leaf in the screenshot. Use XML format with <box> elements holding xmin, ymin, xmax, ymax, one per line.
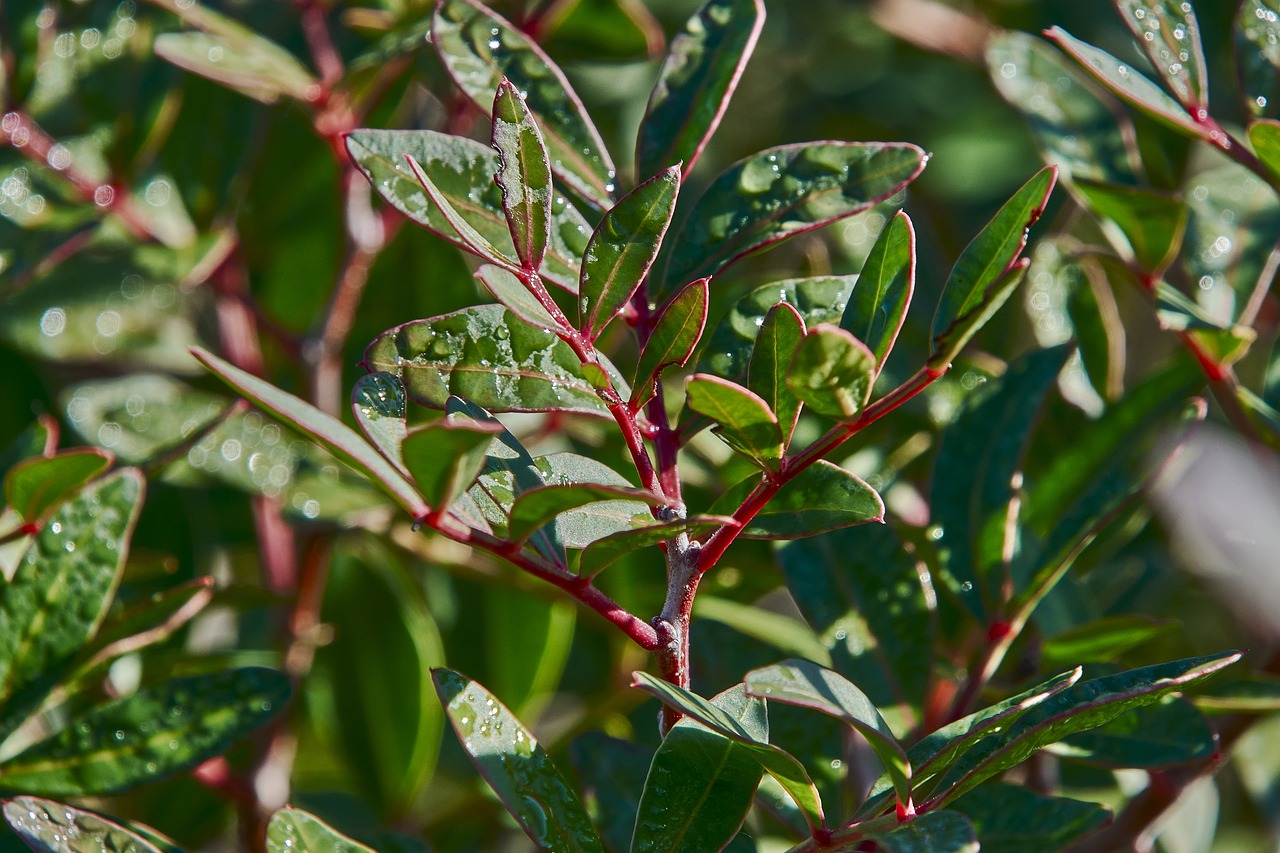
<box><xmin>580</xmin><ymin>167</ymin><xmax>681</xmax><ymax>340</ymax></box>
<box><xmin>709</xmin><ymin>460</ymin><xmax>883</xmax><ymax>539</ymax></box>
<box><xmin>432</xmin><ymin>668</ymin><xmax>604</xmax><ymax>852</ymax></box>
<box><xmin>267</xmin><ymin>808</ymin><xmax>376</xmax><ymax>852</ymax></box>
<box><xmin>0</xmin><ymin>668</ymin><xmax>290</xmax><ymax>796</ymax></box>
<box><xmin>365</xmin><ymin>305</ymin><xmax>622</xmax><ymax>417</ymax></box>
<box><xmin>3</xmin><ymin>449</ymin><xmax>112</xmax><ymax>523</ymax></box>
<box><xmin>842</xmin><ymin>210</ymin><xmax>915</xmax><ymax>369</ymax></box>
<box><xmin>0</xmin><ymin>417</ymin><xmax>57</xmax><ymax>485</ymax></box>
<box><xmin>154</xmin><ymin>30</ymin><xmax>316</xmax><ymax>105</ymax></box>
<box><xmin>929</xmin><ymin>259</ymin><xmax>1031</xmax><ymax>370</ymax></box>
<box><xmin>433</xmin><ymin>0</ymin><xmax>616</xmax><ymax>208</ymax></box>
<box><xmin>346</xmin><ymin>129</ymin><xmax>590</xmax><ymax>291</ymax></box>
<box><xmin>1192</xmin><ymin>674</ymin><xmax>1280</xmax><ymax>714</ymax></box>
<box><xmin>637</xmin><ymin>0</ymin><xmax>766</xmax><ymax>178</ymax></box>
<box><xmin>475</xmin><ymin>264</ymin><xmax>562</xmax><ymax>333</ymax></box>
<box><xmin>403</xmin><ymin>420</ymin><xmax>504</xmax><ymax>511</ymax></box>
<box><xmin>951</xmin><ymin>784</ymin><xmax>1110</xmax><ymax>853</ymax></box>
<box><xmin>1236</xmin><ymin>1</ymin><xmax>1280</xmax><ymax>118</ymax></box>
<box><xmin>1074</xmin><ymin>179</ymin><xmax>1188</xmax><ymax>275</ymax></box>
<box><xmin>406</xmin><ymin>155</ymin><xmax>520</xmax><ymax>271</ymax></box>
<box><xmin>5</xmin><ymin>797</ymin><xmax>165</xmax><ymax>853</ymax></box>
<box><xmin>508</xmin><ymin>484</ymin><xmax>668</xmax><ymax>544</ymax></box>
<box><xmin>1114</xmin><ymin>0</ymin><xmax>1208</xmax><ymax>111</ymax></box>
<box><xmin>493</xmin><ymin>79</ymin><xmax>554</xmax><ymax>272</ymax></box>
<box><xmin>662</xmin><ymin>142</ymin><xmax>927</xmax><ymax>295</ymax></box>
<box><xmin>786</xmin><ymin>324</ymin><xmax>876</xmax><ymax>421</ymax></box>
<box><xmin>749</xmin><ymin>302</ymin><xmax>805</xmax><ymax>446</ymax></box>
<box><xmin>352</xmin><ymin>372</ymin><xmax>410</xmax><ymax>475</ymax></box>
<box><xmin>1055</xmin><ymin>695</ymin><xmax>1216</xmax><ymax>768</ymax></box>
<box><xmin>578</xmin><ymin>516</ymin><xmax>732</xmax><ymax>577</ymax></box>
<box><xmin>632</xmin><ymin>277</ymin><xmax>710</xmax><ymax>408</ymax></box>
<box><xmin>685</xmin><ymin>375</ymin><xmax>783</xmax><ymax>470</ymax></box>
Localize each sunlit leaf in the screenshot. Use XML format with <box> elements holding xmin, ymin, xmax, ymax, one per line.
<box><xmin>493</xmin><ymin>79</ymin><xmax>554</xmax><ymax>272</ymax></box>
<box><xmin>406</xmin><ymin>155</ymin><xmax>521</xmax><ymax>271</ymax></box>
<box><xmin>508</xmin><ymin>484</ymin><xmax>667</xmax><ymax>544</ymax></box>
<box><xmin>475</xmin><ymin>264</ymin><xmax>562</xmax><ymax>332</ymax></box>
<box><xmin>692</xmin><ymin>597</ymin><xmax>832</xmax><ymax>665</ymax></box>
<box><xmin>3</xmin><ymin>449</ymin><xmax>111</xmax><ymax>523</ymax></box>
<box><xmin>632</xmin><ymin>277</ymin><xmax>709</xmax><ymax>409</ymax></box>
<box><xmin>842</xmin><ymin>210</ymin><xmax>915</xmax><ymax>369</ymax></box>
<box><xmin>1074</xmin><ymin>179</ymin><xmax>1188</xmax><ymax>275</ymax></box>
<box><xmin>748</xmin><ymin>302</ymin><xmax>805</xmax><ymax>446</ymax></box>
<box><xmin>1192</xmin><ymin>674</ymin><xmax>1280</xmax><ymax>714</ymax></box>
<box><xmin>864</xmin><ymin>811</ymin><xmax>978</xmax><ymax>853</ymax></box>
<box><xmin>1182</xmin><ymin>161</ymin><xmax>1280</xmax><ymax>302</ymax></box>
<box><xmin>785</xmin><ymin>324</ymin><xmax>876</xmax><ymax>421</ymax></box>
<box><xmin>928</xmin><ymin>260</ymin><xmax>1031</xmax><ymax>369</ymax></box>
<box><xmin>578</xmin><ymin>516</ymin><xmax>732</xmax><ymax>577</ymax></box>
<box><xmin>1235</xmin><ymin>0</ymin><xmax>1280</xmax><ymax>118</ymax></box>
<box><xmin>685</xmin><ymin>375</ymin><xmax>782</xmax><ymax>470</ymax></box>
<box><xmin>153</xmin><ymin>19</ymin><xmax>316</xmax><ymax>105</ymax></box>
<box><xmin>1041</xmin><ymin>616</ymin><xmax>1175</xmax><ymax>669</ymax></box>
<box><xmin>5</xmin><ymin>797</ymin><xmax>166</xmax><ymax>853</ymax></box>
<box><xmin>709</xmin><ymin>461</ymin><xmax>883</xmax><ymax>539</ymax></box>
<box><xmin>352</xmin><ymin>372</ymin><xmax>410</xmax><ymax>475</ymax></box>
<box><xmin>267</xmin><ymin>807</ymin><xmax>376</xmax><ymax>852</ymax></box>
<box><xmin>402</xmin><ymin>419</ymin><xmax>503</xmax><ymax>511</ymax></box>
<box><xmin>1114</xmin><ymin>0</ymin><xmax>1208</xmax><ymax>111</ymax></box>
<box><xmin>1054</xmin><ymin>695</ymin><xmax>1215</xmax><ymax>768</ymax></box>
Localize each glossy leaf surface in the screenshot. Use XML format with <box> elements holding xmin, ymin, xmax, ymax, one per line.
<box><xmin>508</xmin><ymin>484</ymin><xmax>667</xmax><ymax>543</ymax></box>
<box><xmin>929</xmin><ymin>260</ymin><xmax>1031</xmax><ymax>369</ymax></box>
<box><xmin>1114</xmin><ymin>0</ymin><xmax>1208</xmax><ymax>110</ymax></box>
<box><xmin>352</xmin><ymin>372</ymin><xmax>410</xmax><ymax>475</ymax></box>
<box><xmin>267</xmin><ymin>808</ymin><xmax>376</xmax><ymax>852</ymax></box>
<box><xmin>5</xmin><ymin>797</ymin><xmax>165</xmax><ymax>853</ymax></box>
<box><xmin>748</xmin><ymin>302</ymin><xmax>805</xmax><ymax>445</ymax></box>
<box><xmin>686</xmin><ymin>375</ymin><xmax>783</xmax><ymax>469</ymax></box>
<box><xmin>475</xmin><ymin>264</ymin><xmax>562</xmax><ymax>332</ymax></box>
<box><xmin>710</xmin><ymin>461</ymin><xmax>883</xmax><ymax>539</ymax></box>
<box><xmin>76</xmin><ymin>578</ymin><xmax>215</xmax><ymax>676</ymax></box>
<box><xmin>1074</xmin><ymin>179</ymin><xmax>1188</xmax><ymax>275</ymax></box>
<box><xmin>786</xmin><ymin>324</ymin><xmax>876</xmax><ymax>420</ymax></box>
<box><xmin>406</xmin><ymin>155</ymin><xmax>520</xmax><ymax>271</ymax></box>
<box><xmin>578</xmin><ymin>516</ymin><xmax>732</xmax><ymax>577</ymax></box>
<box><xmin>3</xmin><ymin>449</ymin><xmax>111</xmax><ymax>522</ymax></box>
<box><xmin>1055</xmin><ymin>696</ymin><xmax>1216</xmax><ymax>768</ymax></box>
<box><xmin>402</xmin><ymin>420</ymin><xmax>502</xmax><ymax>511</ymax></box>
<box><xmin>432</xmin><ymin>668</ymin><xmax>604</xmax><ymax>852</ymax></box>
<box><xmin>493</xmin><ymin>79</ymin><xmax>554</xmax><ymax>272</ymax></box>
<box><xmin>842</xmin><ymin>210</ymin><xmax>915</xmax><ymax>368</ymax></box>
<box><xmin>951</xmin><ymin>784</ymin><xmax>1109</xmax><ymax>853</ymax></box>
<box><xmin>632</xmin><ymin>277</ymin><xmax>709</xmax><ymax>408</ymax></box>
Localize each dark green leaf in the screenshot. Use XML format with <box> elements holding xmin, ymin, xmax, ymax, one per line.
<box><xmin>1192</xmin><ymin>675</ymin><xmax>1280</xmax><ymax>714</ymax></box>
<box><xmin>0</xmin><ymin>417</ymin><xmax>55</xmax><ymax>485</ymax></box>
<box><xmin>951</xmin><ymin>784</ymin><xmax>1109</xmax><ymax>853</ymax></box>
<box><xmin>578</xmin><ymin>516</ymin><xmax>733</xmax><ymax>577</ymax></box>
<box><xmin>484</xmin><ymin>586</ymin><xmax>575</xmax><ymax>719</ymax></box>
<box><xmin>748</xmin><ymin>302</ymin><xmax>805</xmax><ymax>446</ymax></box>
<box><xmin>785</xmin><ymin>324</ymin><xmax>876</xmax><ymax>421</ymax></box>
<box><xmin>153</xmin><ymin>25</ymin><xmax>316</xmax><ymax>105</ymax></box>
<box><xmin>346</xmin><ymin>130</ymin><xmax>590</xmax><ymax>291</ymax></box>
<box><xmin>0</xmin><ymin>668</ymin><xmax>290</xmax><ymax>796</ymax></box>
<box><xmin>406</xmin><ymin>155</ymin><xmax>521</xmax><ymax>271</ymax></box>
<box><xmin>267</xmin><ymin>808</ymin><xmax>376</xmax><ymax>852</ymax></box>
<box><xmin>1155</xmin><ymin>285</ymin><xmax>1255</xmax><ymax>367</ymax></box>
<box><xmin>402</xmin><ymin>420</ymin><xmax>503</xmax><ymax>511</ymax></box>
<box><xmin>433</xmin><ymin>0</ymin><xmax>616</xmax><ymax>207</ymax></box>
<box><xmin>1236</xmin><ymin>1</ymin><xmax>1280</xmax><ymax>118</ymax></box>
<box><xmin>928</xmin><ymin>260</ymin><xmax>1031</xmax><ymax>369</ymax></box>
<box><xmin>1250</xmin><ymin>119</ymin><xmax>1280</xmax><ymax>185</ymax></box>
<box><xmin>632</xmin><ymin>277</ymin><xmax>710</xmax><ymax>409</ymax></box>
<box><xmin>636</xmin><ymin>0</ymin><xmax>766</xmax><ymax>177</ymax></box>
<box><xmin>1114</xmin><ymin>0</ymin><xmax>1208</xmax><ymax>110</ymax></box>
<box><xmin>493</xmin><ymin>79</ymin><xmax>554</xmax><ymax>272</ymax></box>
<box><xmin>3</xmin><ymin>449</ymin><xmax>111</xmax><ymax>523</ymax></box>
<box><xmin>508</xmin><ymin>484</ymin><xmax>667</xmax><ymax>544</ymax></box>
<box><xmin>709</xmin><ymin>461</ymin><xmax>883</xmax><ymax>539</ymax></box>
<box><xmin>580</xmin><ymin>167</ymin><xmax>681</xmax><ymax>341</ymax></box>
<box><xmin>570</xmin><ymin>733</ymin><xmax>651</xmax><ymax>853</ymax></box>
<box><xmin>932</xmin><ymin>167</ymin><xmax>1056</xmax><ymax>347</ymax></box>
<box><xmin>1074</xmin><ymin>179</ymin><xmax>1188</xmax><ymax>275</ymax></box>
<box><xmin>4</xmin><ymin>797</ymin><xmax>165</xmax><ymax>853</ymax></box>
<box><xmin>1183</xmin><ymin>161</ymin><xmax>1280</xmax><ymax>301</ymax></box>
<box><xmin>1041</xmin><ymin>616</ymin><xmax>1175</xmax><ymax>668</ymax></box>
<box><xmin>662</xmin><ymin>142</ymin><xmax>926</xmax><ymax>295</ymax></box>
<box><xmin>74</xmin><ymin>578</ymin><xmax>215</xmax><ymax>677</ymax></box>
<box><xmin>365</xmin><ymin>305</ymin><xmax>623</xmax><ymax>417</ymax></box>
<box><xmin>352</xmin><ymin>373</ymin><xmax>410</xmax><ymax>475</ymax></box>
<box><xmin>475</xmin><ymin>264</ymin><xmax>562</xmax><ymax>332</ymax></box>
<box><xmin>842</xmin><ymin>210</ymin><xmax>915</xmax><ymax>369</ymax></box>
<box><xmin>865</xmin><ymin>811</ymin><xmax>978</xmax><ymax>853</ymax></box>
<box><xmin>432</xmin><ymin>668</ymin><xmax>604</xmax><ymax>852</ymax></box>
<box><xmin>685</xmin><ymin>375</ymin><xmax>782</xmax><ymax>470</ymax></box>
<box><xmin>1056</xmin><ymin>696</ymin><xmax>1216</xmax><ymax>768</ymax></box>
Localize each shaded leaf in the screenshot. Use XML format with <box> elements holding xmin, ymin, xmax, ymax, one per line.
<box><xmin>578</xmin><ymin>516</ymin><xmax>732</xmax><ymax>577</ymax></box>
<box><xmin>709</xmin><ymin>461</ymin><xmax>883</xmax><ymax>539</ymax></box>
<box><xmin>267</xmin><ymin>808</ymin><xmax>376</xmax><ymax>852</ymax></box>
<box><xmin>432</xmin><ymin>668</ymin><xmax>604</xmax><ymax>852</ymax></box>
<box><xmin>865</xmin><ymin>811</ymin><xmax>977</xmax><ymax>853</ymax></box>
<box><xmin>1114</xmin><ymin>0</ymin><xmax>1208</xmax><ymax>110</ymax></box>
<box><xmin>1074</xmin><ymin>179</ymin><xmax>1188</xmax><ymax>275</ymax></box>
<box><xmin>1182</xmin><ymin>161</ymin><xmax>1280</xmax><ymax>301</ymax></box>
<box><xmin>402</xmin><ymin>420</ymin><xmax>503</xmax><ymax>511</ymax></box>
<box><xmin>1236</xmin><ymin>0</ymin><xmax>1280</xmax><ymax>118</ymax></box>
<box><xmin>785</xmin><ymin>324</ymin><xmax>875</xmax><ymax>421</ymax></box>
<box><xmin>951</xmin><ymin>784</ymin><xmax>1109</xmax><ymax>853</ymax></box>
<box><xmin>475</xmin><ymin>264</ymin><xmax>562</xmax><ymax>332</ymax></box>
<box><xmin>692</xmin><ymin>597</ymin><xmax>832</xmax><ymax>666</ymax></box>
<box><xmin>1055</xmin><ymin>695</ymin><xmax>1215</xmax><ymax>768</ymax></box>
<box><xmin>1192</xmin><ymin>674</ymin><xmax>1280</xmax><ymax>714</ymax></box>
<box><xmin>493</xmin><ymin>79</ymin><xmax>554</xmax><ymax>272</ymax></box>
<box><xmin>153</xmin><ymin>27</ymin><xmax>316</xmax><ymax>105</ymax></box>
<box><xmin>4</xmin><ymin>797</ymin><xmax>165</xmax><ymax>853</ymax></box>
<box><xmin>3</xmin><ymin>449</ymin><xmax>111</xmax><ymax>523</ymax></box>
<box><xmin>632</xmin><ymin>277</ymin><xmax>709</xmax><ymax>409</ymax></box>
<box><xmin>484</xmin><ymin>586</ymin><xmax>575</xmax><ymax>720</ymax></box>
<box><xmin>74</xmin><ymin>578</ymin><xmax>215</xmax><ymax>677</ymax></box>
<box><xmin>748</xmin><ymin>302</ymin><xmax>805</xmax><ymax>446</ymax></box>
<box><xmin>508</xmin><ymin>484</ymin><xmax>667</xmax><ymax>543</ymax></box>
<box><xmin>842</xmin><ymin>210</ymin><xmax>915</xmax><ymax>369</ymax></box>
<box><xmin>685</xmin><ymin>375</ymin><xmax>782</xmax><ymax>470</ymax></box>
<box><xmin>1154</xmin><ymin>285</ymin><xmax>1255</xmax><ymax>368</ymax></box>
<box><xmin>352</xmin><ymin>372</ymin><xmax>410</xmax><ymax>475</ymax></box>
<box><xmin>1041</xmin><ymin>616</ymin><xmax>1175</xmax><ymax>669</ymax></box>
<box><xmin>1249</xmin><ymin>118</ymin><xmax>1280</xmax><ymax>185</ymax></box>
<box><xmin>0</xmin><ymin>417</ymin><xmax>56</xmax><ymax>485</ymax></box>
<box><xmin>569</xmin><ymin>733</ymin><xmax>651</xmax><ymax>853</ymax></box>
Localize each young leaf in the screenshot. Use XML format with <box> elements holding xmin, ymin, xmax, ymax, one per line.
<box><xmin>1073</xmin><ymin>179</ymin><xmax>1188</xmax><ymax>275</ymax></box>
<box><xmin>507</xmin><ymin>484</ymin><xmax>668</xmax><ymax>544</ymax></box>
<box><xmin>630</xmin><ymin>685</ymin><xmax>766</xmax><ymax>853</ymax></box>
<box><xmin>475</xmin><ymin>264</ymin><xmax>562</xmax><ymax>332</ymax></box>
<box><xmin>661</xmin><ymin>142</ymin><xmax>927</xmax><ymax>296</ymax></box>
<box><xmin>636</xmin><ymin>0</ymin><xmax>766</xmax><ymax>178</ymax></box>
<box><xmin>433</xmin><ymin>0</ymin><xmax>617</xmax><ymax>208</ymax></box>
<box><xmin>579</xmin><ymin>167</ymin><xmax>681</xmax><ymax>341</ymax></box>
<box><xmin>153</xmin><ymin>27</ymin><xmax>316</xmax><ymax>105</ymax></box>
<box><xmin>744</xmin><ymin>659</ymin><xmax>912</xmax><ymax>809</ymax></box>
<box><xmin>192</xmin><ymin>348</ymin><xmax>429</xmax><ymax>518</ymax></box>
<box><xmin>5</xmin><ymin>797</ymin><xmax>166</xmax><ymax>853</ymax></box>
<box><xmin>346</xmin><ymin>130</ymin><xmax>590</xmax><ymax>291</ymax></box>
<box><xmin>632</xmin><ymin>277</ymin><xmax>710</xmax><ymax>408</ymax></box>
<box><xmin>432</xmin><ymin>668</ymin><xmax>604</xmax><ymax>852</ymax></box>
<box><xmin>3</xmin><ymin>448</ymin><xmax>112</xmax><ymax>522</ymax></box>
<box><xmin>785</xmin><ymin>324</ymin><xmax>876</xmax><ymax>421</ymax></box>
<box><xmin>1114</xmin><ymin>0</ymin><xmax>1208</xmax><ymax>111</ymax></box>
<box><xmin>864</xmin><ymin>811</ymin><xmax>978</xmax><ymax>853</ymax></box>
<box><xmin>352</xmin><ymin>372</ymin><xmax>410</xmax><ymax>475</ymax></box>
<box><xmin>842</xmin><ymin>210</ymin><xmax>915</xmax><ymax>369</ymax></box>
<box><xmin>748</xmin><ymin>302</ymin><xmax>805</xmax><ymax>446</ymax></box>
<box><xmin>951</xmin><ymin>784</ymin><xmax>1110</xmax><ymax>853</ymax></box>
<box><xmin>267</xmin><ymin>808</ymin><xmax>376</xmax><ymax>853</ymax></box>
<box><xmin>578</xmin><ymin>516</ymin><xmax>733</xmax><ymax>577</ymax></box>
<box><xmin>0</xmin><ymin>668</ymin><xmax>290</xmax><ymax>796</ymax></box>
<box><xmin>929</xmin><ymin>259</ymin><xmax>1031</xmax><ymax>370</ymax></box>
<box><xmin>932</xmin><ymin>167</ymin><xmax>1056</xmax><ymax>349</ymax></box>
<box><xmin>1249</xmin><ymin>118</ymin><xmax>1280</xmax><ymax>184</ymax></box>
<box><xmin>685</xmin><ymin>375</ymin><xmax>783</xmax><ymax>470</ymax></box>
<box><xmin>365</xmin><ymin>305</ymin><xmax>623</xmax><ymax>417</ymax></box>
<box><xmin>402</xmin><ymin>420</ymin><xmax>504</xmax><ymax>512</ymax></box>
<box><xmin>1236</xmin><ymin>0</ymin><xmax>1280</xmax><ymax>118</ymax></box>
<box><xmin>709</xmin><ymin>461</ymin><xmax>883</xmax><ymax>539</ymax></box>
<box><xmin>493</xmin><ymin>79</ymin><xmax>554</xmax><ymax>272</ymax></box>
<box><xmin>406</xmin><ymin>155</ymin><xmax>521</xmax><ymax>271</ymax></box>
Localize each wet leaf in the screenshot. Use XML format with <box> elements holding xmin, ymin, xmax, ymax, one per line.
<box><xmin>578</xmin><ymin>516</ymin><xmax>732</xmax><ymax>577</ymax></box>
<box><xmin>267</xmin><ymin>807</ymin><xmax>376</xmax><ymax>852</ymax></box>
<box><xmin>632</xmin><ymin>278</ymin><xmax>709</xmax><ymax>408</ymax></box>
<box><xmin>709</xmin><ymin>460</ymin><xmax>883</xmax><ymax>539</ymax></box>
<box><xmin>580</xmin><ymin>167</ymin><xmax>680</xmax><ymax>341</ymax></box>
<box><xmin>475</xmin><ymin>264</ymin><xmax>562</xmax><ymax>333</ymax></box>
<box><xmin>406</xmin><ymin>155</ymin><xmax>520</xmax><ymax>271</ymax></box>
<box><xmin>1055</xmin><ymin>695</ymin><xmax>1215</xmax><ymax>768</ymax></box>
<box><xmin>951</xmin><ymin>785</ymin><xmax>1109</xmax><ymax>853</ymax></box>
<box><xmin>493</xmin><ymin>79</ymin><xmax>554</xmax><ymax>272</ymax></box>
<box><xmin>865</xmin><ymin>811</ymin><xmax>977</xmax><ymax>853</ymax></box>
<box><xmin>433</xmin><ymin>0</ymin><xmax>616</xmax><ymax>207</ymax></box>
<box><xmin>352</xmin><ymin>372</ymin><xmax>410</xmax><ymax>475</ymax></box>
<box><xmin>685</xmin><ymin>375</ymin><xmax>782</xmax><ymax>470</ymax></box>
<box><xmin>1235</xmin><ymin>0</ymin><xmax>1280</xmax><ymax>118</ymax></box>
<box><xmin>1041</xmin><ymin>616</ymin><xmax>1175</xmax><ymax>669</ymax></box>
<box><xmin>748</xmin><ymin>302</ymin><xmax>805</xmax><ymax>446</ymax></box>
<box><xmin>0</xmin><ymin>667</ymin><xmax>290</xmax><ymax>796</ymax></box>
<box><xmin>4</xmin><ymin>797</ymin><xmax>166</xmax><ymax>853</ymax></box>
<box><xmin>508</xmin><ymin>484</ymin><xmax>667</xmax><ymax>544</ymax></box>
<box><xmin>842</xmin><ymin>210</ymin><xmax>915</xmax><ymax>369</ymax></box>
<box><xmin>1074</xmin><ymin>179</ymin><xmax>1188</xmax><ymax>275</ymax></box>
<box><xmin>153</xmin><ymin>26</ymin><xmax>315</xmax><ymax>105</ymax></box>
<box><xmin>432</xmin><ymin>668</ymin><xmax>604</xmax><ymax>852</ymax></box>
<box><xmin>1182</xmin><ymin>161</ymin><xmax>1280</xmax><ymax>302</ymax></box>
<box><xmin>661</xmin><ymin>142</ymin><xmax>926</xmax><ymax>296</ymax></box>
<box><xmin>346</xmin><ymin>130</ymin><xmax>591</xmax><ymax>291</ymax></box>
<box><xmin>74</xmin><ymin>578</ymin><xmax>215</xmax><ymax>676</ymax></box>
<box><xmin>3</xmin><ymin>449</ymin><xmax>111</xmax><ymax>523</ymax></box>
<box><xmin>785</xmin><ymin>324</ymin><xmax>876</xmax><ymax>421</ymax></box>
<box><xmin>1114</xmin><ymin>0</ymin><xmax>1208</xmax><ymax>111</ymax></box>
<box><xmin>402</xmin><ymin>419</ymin><xmax>503</xmax><ymax>511</ymax></box>
<box><xmin>365</xmin><ymin>305</ymin><xmax>625</xmax><ymax>417</ymax></box>
<box><xmin>636</xmin><ymin>0</ymin><xmax>766</xmax><ymax>178</ymax></box>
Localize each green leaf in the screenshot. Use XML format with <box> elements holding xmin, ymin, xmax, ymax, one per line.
<box><xmin>475</xmin><ymin>264</ymin><xmax>562</xmax><ymax>332</ymax></box>
<box><xmin>0</xmin><ymin>471</ymin><xmax>143</xmax><ymax>739</ymax></box>
<box><xmin>1041</xmin><ymin>616</ymin><xmax>1175</xmax><ymax>669</ymax></box>
<box><xmin>192</xmin><ymin>348</ymin><xmax>429</xmax><ymax>518</ymax></box>
<box><xmin>578</xmin><ymin>516</ymin><xmax>733</xmax><ymax>577</ymax></box>
<box><xmin>929</xmin><ymin>345</ymin><xmax>1070</xmax><ymax>617</ymax></box>
<box><xmin>864</xmin><ymin>811</ymin><xmax>978</xmax><ymax>853</ymax></box>
<box><xmin>748</xmin><ymin>302</ymin><xmax>805</xmax><ymax>446</ymax></box>
<box><xmin>987</xmin><ymin>31</ymin><xmax>1139</xmax><ymax>184</ymax></box>
<box><xmin>433</xmin><ymin>0</ymin><xmax>616</xmax><ymax>208</ymax></box>
<box><xmin>1054</xmin><ymin>696</ymin><xmax>1216</xmax><ymax>768</ymax></box>
<box><xmin>661</xmin><ymin>142</ymin><xmax>926</xmax><ymax>295</ymax></box>
<box><xmin>402</xmin><ymin>419</ymin><xmax>503</xmax><ymax>511</ymax></box>
<box><xmin>1183</xmin><ymin>161</ymin><xmax>1280</xmax><ymax>300</ymax></box>
<box><xmin>3</xmin><ymin>449</ymin><xmax>111</xmax><ymax>523</ymax></box>
<box><xmin>685</xmin><ymin>375</ymin><xmax>783</xmax><ymax>470</ymax></box>
<box><xmin>785</xmin><ymin>324</ymin><xmax>876</xmax><ymax>421</ymax></box>
<box><xmin>630</xmin><ymin>673</ymin><xmax>826</xmax><ymax>835</ymax></box>
<box><xmin>777</xmin><ymin>524</ymin><xmax>934</xmax><ymax>719</ymax></box>
<box><xmin>267</xmin><ymin>808</ymin><xmax>375</xmax><ymax>852</ymax></box>
<box><xmin>1236</xmin><ymin>1</ymin><xmax>1280</xmax><ymax>118</ymax></box>
<box><xmin>570</xmin><ymin>733</ymin><xmax>651</xmax><ymax>853</ymax></box>
<box><xmin>932</xmin><ymin>167</ymin><xmax>1056</xmax><ymax>347</ymax></box>
<box><xmin>0</xmin><ymin>417</ymin><xmax>55</xmax><ymax>485</ymax></box>
<box><xmin>508</xmin><ymin>484</ymin><xmax>667</xmax><ymax>544</ymax></box>
<box><xmin>692</xmin><ymin>597</ymin><xmax>832</xmax><ymax>666</ymax></box>
<box><xmin>153</xmin><ymin>27</ymin><xmax>316</xmax><ymax>105</ymax></box>
<box><xmin>365</xmin><ymin>305</ymin><xmax>623</xmax><ymax>417</ymax></box>
<box><xmin>432</xmin><ymin>668</ymin><xmax>604</xmax><ymax>852</ymax></box>
<box><xmin>1045</xmin><ymin>27</ymin><xmax>1212</xmax><ymax>140</ymax></box>
<box><xmin>1114</xmin><ymin>0</ymin><xmax>1208</xmax><ymax>111</ymax></box>
<box><xmin>493</xmin><ymin>79</ymin><xmax>554</xmax><ymax>272</ymax></box>
<box><xmin>630</xmin><ymin>685</ymin><xmax>766</xmax><ymax>853</ymax></box>
<box><xmin>580</xmin><ymin>167</ymin><xmax>681</xmax><ymax>341</ymax></box>
<box><xmin>4</xmin><ymin>797</ymin><xmax>166</xmax><ymax>853</ymax></box>
<box><xmin>928</xmin><ymin>260</ymin><xmax>1031</xmax><ymax>369</ymax></box>
<box><xmin>346</xmin><ymin>129</ymin><xmax>590</xmax><ymax>291</ymax></box>
<box><xmin>636</xmin><ymin>0</ymin><xmax>766</xmax><ymax>178</ymax></box>
<box><xmin>1249</xmin><ymin>119</ymin><xmax>1280</xmax><ymax>184</ymax></box>
<box><xmin>709</xmin><ymin>461</ymin><xmax>883</xmax><ymax>539</ymax></box>
<box><xmin>632</xmin><ymin>277</ymin><xmax>710</xmax><ymax>409</ymax></box>
<box><xmin>73</xmin><ymin>578</ymin><xmax>215</xmax><ymax>678</ymax></box>
<box><xmin>352</xmin><ymin>372</ymin><xmax>410</xmax><ymax>475</ymax></box>
<box><xmin>745</xmin><ymin>659</ymin><xmax>912</xmax><ymax>808</ymax></box>
<box><xmin>842</xmin><ymin>210</ymin><xmax>915</xmax><ymax>369</ymax></box>
<box><xmin>0</xmin><ymin>668</ymin><xmax>290</xmax><ymax>796</ymax></box>
<box><xmin>405</xmin><ymin>155</ymin><xmax>520</xmax><ymax>271</ymax></box>
<box><xmin>1074</xmin><ymin>179</ymin><xmax>1188</xmax><ymax>275</ymax></box>
<box><xmin>951</xmin><ymin>784</ymin><xmax>1109</xmax><ymax>853</ymax></box>
<box><xmin>1154</xmin><ymin>284</ymin><xmax>1256</xmax><ymax>367</ymax></box>
<box><xmin>484</xmin><ymin>586</ymin><xmax>575</xmax><ymax>720</ymax></box>
<box><xmin>1192</xmin><ymin>674</ymin><xmax>1280</xmax><ymax>714</ymax></box>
